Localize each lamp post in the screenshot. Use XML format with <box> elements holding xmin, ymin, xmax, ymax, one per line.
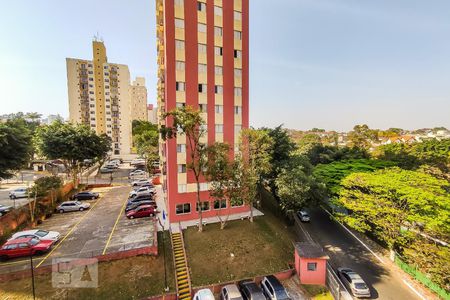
<box><xmin>158</xmin><ymin>214</ymin><xmax>168</xmax><ymax>292</ymax></box>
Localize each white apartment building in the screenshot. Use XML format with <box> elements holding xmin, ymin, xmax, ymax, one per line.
<box><xmin>130</xmin><ymin>77</ymin><xmax>148</xmax><ymax>122</ymax></box>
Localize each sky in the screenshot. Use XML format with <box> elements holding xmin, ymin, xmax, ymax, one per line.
<box><xmin>0</xmin><ymin>0</ymin><xmax>449</xmax><ymax>131</ymax></box>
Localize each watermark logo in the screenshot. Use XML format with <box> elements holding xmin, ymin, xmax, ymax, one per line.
<box><xmin>52</xmin><ymin>258</ymin><xmax>98</xmax><ymax>288</ymax></box>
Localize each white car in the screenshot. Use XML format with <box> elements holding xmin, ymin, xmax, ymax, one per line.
<box><xmin>9</xmin><ymin>229</ymin><xmax>61</xmax><ymax>242</ymax></box>
<box><xmin>131</xmin><ymin>159</ymin><xmax>146</xmax><ymax>166</ymax></box>
<box><xmin>129</xmin><ymin>186</ymin><xmax>155</xmax><ymax>197</ymax></box>
<box><xmin>9</xmin><ymin>188</ymin><xmax>28</xmax><ymax>199</ymax></box>
<box><xmin>337</xmin><ymin>268</ymin><xmax>371</xmax><ymax>298</ymax></box>
<box><xmin>194</xmin><ymin>289</ymin><xmax>215</xmax><ymax>300</ymax></box>
<box><xmin>297</xmin><ymin>210</ymin><xmax>310</xmax><ymax>222</ymax></box>
<box><xmin>131</xmin><ymin>179</ymin><xmax>150</xmax><ymax>186</ymax></box>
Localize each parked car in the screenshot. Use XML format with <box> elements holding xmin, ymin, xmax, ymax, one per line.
<box><xmin>9</xmin><ymin>229</ymin><xmax>60</xmax><ymax>242</ymax></box>
<box><xmin>104</xmin><ymin>163</ymin><xmax>119</xmax><ymax>169</ymax></box>
<box><xmin>0</xmin><ymin>237</ymin><xmax>54</xmax><ymax>260</ymax></box>
<box><xmin>220</xmin><ymin>284</ymin><xmax>244</xmax><ymax>300</ymax></box>
<box><xmin>131</xmin><ymin>179</ymin><xmax>150</xmax><ymax>187</ymax></box>
<box><xmin>139</xmin><ymin>182</ymin><xmax>154</xmax><ymax>189</ymax></box>
<box><xmin>125</xmin><ymin>200</ymin><xmax>157</xmax><ymax>212</ymax></box>
<box><xmin>127</xmin><ymin>194</ymin><xmax>155</xmax><ymax>205</ymax></box>
<box><xmin>56</xmin><ymin>201</ymin><xmax>90</xmax><ymax>213</ymax></box>
<box><xmin>129</xmin><ymin>186</ymin><xmax>155</xmax><ymax>197</ymax></box>
<box><xmin>100</xmin><ymin>167</ymin><xmax>114</xmax><ymax>173</ymax></box>
<box><xmin>126</xmin><ymin>205</ymin><xmax>157</xmax><ymax>219</ymax></box>
<box><xmin>297</xmin><ymin>210</ymin><xmax>310</xmax><ymax>222</ymax></box>
<box><xmin>193</xmin><ymin>289</ymin><xmax>215</xmax><ymax>300</ymax></box>
<box><xmin>130</xmin><ymin>159</ymin><xmax>146</xmax><ymax>166</ymax></box>
<box><xmin>109</xmin><ymin>158</ymin><xmax>122</xmax><ymax>164</ymax></box>
<box><xmin>260</xmin><ymin>275</ymin><xmax>290</xmax><ymax>300</ymax></box>
<box><xmin>129</xmin><ymin>169</ymin><xmax>146</xmax><ymax>176</ymax></box>
<box><xmin>9</xmin><ymin>188</ymin><xmax>28</xmax><ymax>199</ymax></box>
<box><xmin>129</xmin><ymin>189</ymin><xmax>156</xmax><ymax>199</ymax></box>
<box><xmin>238</xmin><ymin>280</ymin><xmax>266</xmax><ymax>300</ymax></box>
<box><xmin>337</xmin><ymin>268</ymin><xmax>371</xmax><ymax>298</ymax></box>
<box><xmin>0</xmin><ymin>204</ymin><xmax>13</xmax><ymax>217</ymax></box>
<box><xmin>72</xmin><ymin>191</ymin><xmax>99</xmax><ymax>200</ymax></box>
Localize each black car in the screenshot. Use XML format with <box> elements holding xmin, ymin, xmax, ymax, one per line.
<box><xmin>260</xmin><ymin>275</ymin><xmax>291</xmax><ymax>300</ymax></box>
<box><xmin>127</xmin><ymin>195</ymin><xmax>154</xmax><ymax>205</ymax></box>
<box><xmin>238</xmin><ymin>280</ymin><xmax>265</xmax><ymax>300</ymax></box>
<box><xmin>125</xmin><ymin>200</ymin><xmax>157</xmax><ymax>212</ymax></box>
<box><xmin>0</xmin><ymin>204</ymin><xmax>12</xmax><ymax>217</ymax></box>
<box><xmin>72</xmin><ymin>191</ymin><xmax>99</xmax><ymax>200</ymax></box>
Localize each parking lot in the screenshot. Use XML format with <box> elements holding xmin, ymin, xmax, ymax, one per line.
<box><xmin>0</xmin><ymin>184</ymin><xmax>157</xmax><ymax>274</ymax></box>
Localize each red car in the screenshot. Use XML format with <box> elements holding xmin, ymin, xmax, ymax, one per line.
<box><xmin>126</xmin><ymin>205</ymin><xmax>157</xmax><ymax>219</ymax></box>
<box><xmin>0</xmin><ymin>237</ymin><xmax>54</xmax><ymax>260</ymax></box>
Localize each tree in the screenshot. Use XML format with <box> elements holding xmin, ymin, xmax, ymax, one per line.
<box><xmin>238</xmin><ymin>128</ymin><xmax>273</xmax><ymax>222</ymax></box>
<box><xmin>0</xmin><ymin>120</ymin><xmax>33</xmax><ymax>179</ymax></box>
<box><xmin>275</xmin><ymin>155</ymin><xmax>325</xmax><ymax>216</ymax></box>
<box><xmin>28</xmin><ymin>176</ymin><xmax>63</xmax><ymax>222</ymax></box>
<box><xmin>132</xmin><ymin>121</ymin><xmax>159</xmax><ymax>172</ymax></box>
<box><xmin>261</xmin><ymin>125</ymin><xmax>296</xmax><ymax>201</ymax></box>
<box><xmin>206</xmin><ymin>143</ymin><xmax>240</xmax><ymax>229</ymax></box>
<box><xmin>296</xmin><ymin>133</ymin><xmax>321</xmax><ymax>156</ymax></box>
<box><xmin>347</xmin><ymin>124</ymin><xmax>378</xmax><ymax>150</ymax></box>
<box><xmin>35</xmin><ymin>121</ymin><xmax>111</xmax><ymax>187</ymax></box>
<box><xmin>337</xmin><ymin>168</ymin><xmax>450</xmax><ymax>249</ymax></box>
<box><xmin>306</xmin><ymin>144</ymin><xmax>368</xmax><ymax>166</ymax></box>
<box><xmin>160</xmin><ymin>106</ymin><xmax>208</xmax><ymax>232</ymax></box>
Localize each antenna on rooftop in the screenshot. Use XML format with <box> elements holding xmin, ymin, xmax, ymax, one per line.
<box><xmin>93</xmin><ymin>32</ymin><xmax>104</xmax><ymax>42</ymax></box>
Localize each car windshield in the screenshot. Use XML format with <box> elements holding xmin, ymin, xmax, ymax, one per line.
<box><xmin>275</xmin><ymin>290</ymin><xmax>290</xmax><ymax>299</ymax></box>
<box><xmin>75</xmin><ymin>201</ymin><xmax>82</xmax><ymax>205</ymax></box>
<box><xmin>355</xmin><ymin>282</ymin><xmax>368</xmax><ymax>290</ymax></box>
<box><xmin>29</xmin><ymin>238</ymin><xmax>40</xmax><ymax>245</ymax></box>
<box><xmin>35</xmin><ymin>230</ymin><xmax>49</xmax><ymax>237</ymax></box>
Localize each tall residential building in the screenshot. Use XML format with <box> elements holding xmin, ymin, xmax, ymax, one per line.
<box><xmin>147</xmin><ymin>104</ymin><xmax>158</xmax><ymax>124</ymax></box>
<box><xmin>157</xmin><ymin>0</ymin><xmax>249</xmax><ymax>223</ymax></box>
<box><xmin>130</xmin><ymin>77</ymin><xmax>148</xmax><ymax>121</ymax></box>
<box><xmin>67</xmin><ymin>40</ymin><xmax>132</xmax><ymax>157</ymax></box>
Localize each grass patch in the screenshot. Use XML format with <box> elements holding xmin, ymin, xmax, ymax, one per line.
<box><xmin>302</xmin><ymin>285</ymin><xmax>333</xmax><ymax>300</ymax></box>
<box><xmin>184</xmin><ymin>211</ymin><xmax>295</xmax><ymax>286</ymax></box>
<box><xmin>0</xmin><ymin>232</ymin><xmax>174</xmax><ymax>300</ymax></box>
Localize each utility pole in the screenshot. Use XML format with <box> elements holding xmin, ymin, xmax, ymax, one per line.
<box><xmin>30</xmin><ymin>251</ymin><xmax>36</xmax><ymax>300</ymax></box>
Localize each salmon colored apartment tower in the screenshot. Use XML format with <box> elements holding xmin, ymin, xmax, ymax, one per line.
<box><xmin>156</xmin><ymin>0</ymin><xmax>249</xmax><ymax>223</ymax></box>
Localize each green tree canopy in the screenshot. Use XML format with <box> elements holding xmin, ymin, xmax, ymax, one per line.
<box><xmin>0</xmin><ymin>119</ymin><xmax>33</xmax><ymax>179</ymax></box>
<box><xmin>132</xmin><ymin>120</ymin><xmax>159</xmax><ymax>169</ymax></box>
<box><xmin>35</xmin><ymin>121</ymin><xmax>111</xmax><ymax>185</ymax></box>
<box><xmin>347</xmin><ymin>124</ymin><xmax>379</xmax><ymax>150</ymax></box>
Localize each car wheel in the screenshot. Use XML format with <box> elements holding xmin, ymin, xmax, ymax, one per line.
<box><xmin>130</xmin><ymin>215</ymin><xmax>134</xmax><ymax>219</ymax></box>
<box><xmin>0</xmin><ymin>255</ymin><xmax>9</xmax><ymax>261</ymax></box>
<box><xmin>34</xmin><ymin>250</ymin><xmax>44</xmax><ymax>256</ymax></box>
<box><xmin>59</xmin><ymin>209</ymin><xmax>64</xmax><ymax>214</ymax></box>
<box><xmin>91</xmin><ymin>196</ymin><xmax>95</xmax><ymax>200</ymax></box>
<box><xmin>10</xmin><ymin>195</ymin><xmax>16</xmax><ymax>199</ymax></box>
<box><xmin>150</xmin><ymin>213</ymin><xmax>154</xmax><ymax>217</ymax></box>
<box><xmin>79</xmin><ymin>207</ymin><xmax>84</xmax><ymax>211</ymax></box>
<box><xmin>0</xmin><ymin>212</ymin><xmax>3</xmax><ymax>217</ymax></box>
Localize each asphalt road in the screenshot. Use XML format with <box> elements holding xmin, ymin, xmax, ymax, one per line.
<box><xmin>303</xmin><ymin>208</ymin><xmax>420</xmax><ymax>300</ymax></box>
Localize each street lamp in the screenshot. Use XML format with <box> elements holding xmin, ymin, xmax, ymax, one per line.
<box><xmin>158</xmin><ymin>214</ymin><xmax>169</xmax><ymax>292</ymax></box>
<box><xmin>29</xmin><ymin>249</ymin><xmax>36</xmax><ymax>300</ymax></box>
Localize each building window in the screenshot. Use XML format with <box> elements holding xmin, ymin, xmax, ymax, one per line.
<box><xmin>175</xmin><ymin>40</ymin><xmax>185</xmax><ymax>49</ymax></box>
<box><xmin>215</xmin><ymin>85</ymin><xmax>223</xmax><ymax>94</ymax></box>
<box><xmin>177</xmin><ymin>144</ymin><xmax>186</xmax><ymax>153</ymax></box>
<box><xmin>235</xmin><ymin>106</ymin><xmax>242</xmax><ymax>115</ymax></box>
<box><xmin>176</xmin><ymin>61</ymin><xmax>185</xmax><ymax>71</ymax></box>
<box><xmin>178</xmin><ymin>184</ymin><xmax>187</xmax><ymax>193</ymax></box>
<box><xmin>178</xmin><ymin>164</ymin><xmax>187</xmax><ymax>173</ymax></box>
<box><xmin>176</xmin><ymin>102</ymin><xmax>186</xmax><ymax>108</ymax></box>
<box><xmin>198</xmin><ymin>23</ymin><xmax>207</xmax><ymax>33</ymax></box>
<box><xmin>198</xmin><ymin>63</ymin><xmax>207</xmax><ymax>73</ymax></box>
<box><xmin>234</xmin><ymin>87</ymin><xmax>242</xmax><ymax>96</ymax></box>
<box><xmin>235</xmin><ymin>125</ymin><xmax>242</xmax><ymax>134</ymax></box>
<box><xmin>234</xmin><ymin>50</ymin><xmax>242</xmax><ymax>59</ymax></box>
<box><xmin>214</xmin><ymin>26</ymin><xmax>223</xmax><ymax>36</ymax></box>
<box><xmin>215</xmin><ymin>66</ymin><xmax>223</xmax><ymax>75</ymax></box>
<box><xmin>198</xmin><ymin>84</ymin><xmax>207</xmax><ymax>93</ymax></box>
<box><xmin>90</xmin><ymin>104</ymin><xmax>95</xmax><ymax>108</ymax></box>
<box><xmin>214</xmin><ymin>6</ymin><xmax>223</xmax><ymax>16</ymax></box>
<box><xmin>198</xmin><ymin>43</ymin><xmax>207</xmax><ymax>53</ymax></box>
<box><xmin>88</xmin><ymin>71</ymin><xmax>93</xmax><ymax>74</ymax></box>
<box><xmin>176</xmin><ymin>203</ymin><xmax>191</xmax><ymax>214</ymax></box>
<box><xmin>175</xmin><ymin>18</ymin><xmax>184</xmax><ymax>29</ymax></box>
<box><xmin>197</xmin><ymin>1</ymin><xmax>206</xmax><ymax>12</ymax></box>
<box><xmin>214</xmin><ymin>46</ymin><xmax>223</xmax><ymax>56</ymax></box>
<box><xmin>196</xmin><ymin>201</ymin><xmax>210</xmax><ymax>211</ymax></box>
<box><xmin>199</xmin><ymin>183</ymin><xmax>208</xmax><ymax>191</ymax></box>
<box><xmin>307</xmin><ymin>263</ymin><xmax>317</xmax><ymax>271</ymax></box>
<box><xmin>90</xmin><ymin>117</ymin><xmax>96</xmax><ymax>121</ymax></box>
<box><xmin>89</xmin><ymin>78</ymin><xmax>94</xmax><ymax>81</ymax></box>
<box><xmin>234</xmin><ymin>68</ymin><xmax>242</xmax><ymax>77</ymax></box>
<box><xmin>234</xmin><ymin>30</ymin><xmax>242</xmax><ymax>40</ymax></box>
<box><xmin>90</xmin><ymin>111</ymin><xmax>95</xmax><ymax>115</ymax></box>
<box><xmin>215</xmin><ymin>105</ymin><xmax>223</xmax><ymax>114</ymax></box>
<box><xmin>175</xmin><ymin>0</ymin><xmax>184</xmax><ymax>5</ymax></box>
<box><xmin>234</xmin><ymin>11</ymin><xmax>242</xmax><ymax>20</ymax></box>
<box><xmin>176</xmin><ymin>81</ymin><xmax>185</xmax><ymax>91</ymax></box>
<box><xmin>215</xmin><ymin>124</ymin><xmax>223</xmax><ymax>133</ymax></box>
<box><xmin>214</xmin><ymin>199</ymin><xmax>227</xmax><ymax>210</ymax></box>
<box><xmin>199</xmin><ymin>104</ymin><xmax>207</xmax><ymax>112</ymax></box>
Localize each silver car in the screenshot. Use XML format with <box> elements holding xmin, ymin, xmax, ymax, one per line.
<box><xmin>337</xmin><ymin>268</ymin><xmax>371</xmax><ymax>298</ymax></box>
<box><xmin>56</xmin><ymin>201</ymin><xmax>90</xmax><ymax>213</ymax></box>
<box><xmin>9</xmin><ymin>188</ymin><xmax>28</xmax><ymax>199</ymax></box>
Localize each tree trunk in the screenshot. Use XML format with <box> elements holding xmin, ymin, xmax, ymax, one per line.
<box><xmin>197</xmin><ymin>181</ymin><xmax>203</xmax><ymax>232</ymax></box>
<box><xmin>249</xmin><ymin>202</ymin><xmax>254</xmax><ymax>222</ymax></box>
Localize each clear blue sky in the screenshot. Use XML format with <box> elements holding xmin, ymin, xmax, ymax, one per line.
<box><xmin>1</xmin><ymin>0</ymin><xmax>449</xmax><ymax>131</ymax></box>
